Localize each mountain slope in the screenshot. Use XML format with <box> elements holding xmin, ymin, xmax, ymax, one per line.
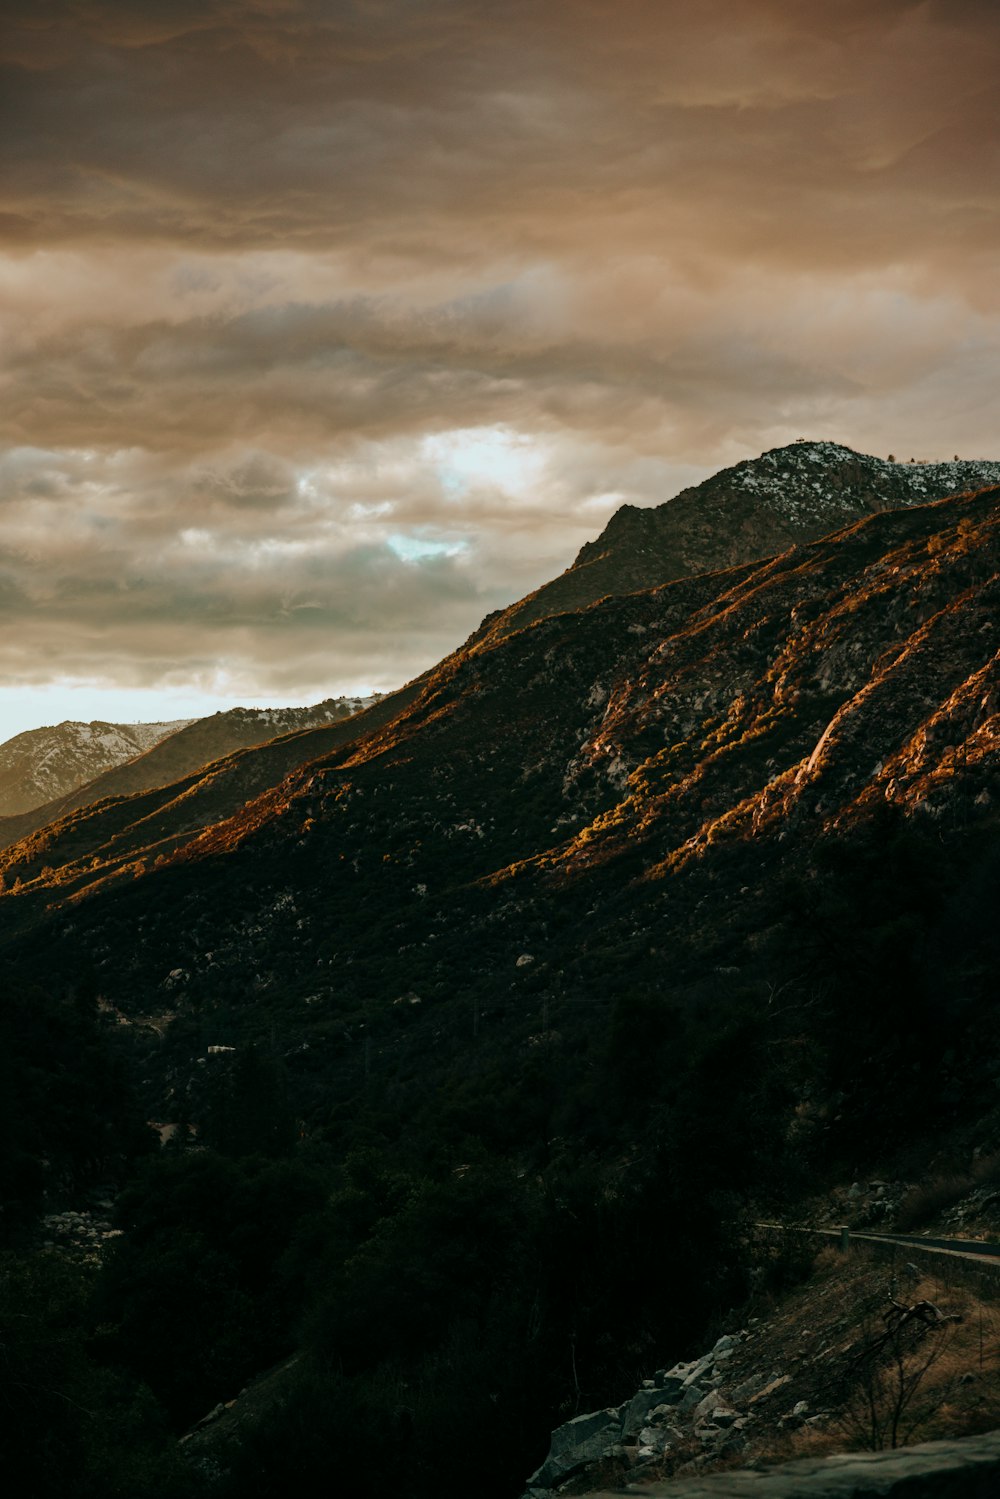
<box><xmin>0</xmin><ymin>696</ymin><xmax>380</xmax><ymax>852</ymax></box>
<box><xmin>5</xmin><ymin>484</ymin><xmax>996</xmax><ymax>1087</ymax></box>
<box><xmin>0</xmin><ymin>719</ymin><xmax>191</xmax><ymax>818</ymax></box>
<box><xmin>470</xmin><ymin>442</ymin><xmax>1000</xmax><ymax>648</ymax></box>
<box><xmin>172</xmin><ymin>482</ymin><xmax>1000</xmax><ymax>899</ymax></box>
<box><xmin>0</xmin><ymin>684</ymin><xmax>424</xmax><ymax>904</ymax></box>
<box><xmin>4</xmin><ymin>466</ymin><xmax>999</xmax><ymax>1499</ymax></box>
<box><xmin>0</xmin><ymin>455</ymin><xmax>995</xmax><ymax>922</ymax></box>
<box><xmin>3</xmin><ymin>443</ymin><xmax>997</xmax><ymax>901</ymax></box>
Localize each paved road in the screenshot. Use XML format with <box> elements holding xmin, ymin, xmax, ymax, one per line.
<box><xmin>757</xmin><ymin>1221</ymin><xmax>1000</xmax><ymax>1265</ymax></box>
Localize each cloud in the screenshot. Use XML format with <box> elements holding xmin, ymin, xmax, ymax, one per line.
<box><xmin>0</xmin><ymin>0</ymin><xmax>999</xmax><ymax>722</ymax></box>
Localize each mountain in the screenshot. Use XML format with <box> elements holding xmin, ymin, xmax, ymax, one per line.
<box><xmin>6</xmin><ymin>478</ymin><xmax>996</xmax><ymax>1077</ymax></box>
<box><xmin>0</xmin><ymin>443</ymin><xmax>996</xmax><ymax>911</ymax></box>
<box><xmin>3</xmin><ymin>448</ymin><xmax>998</xmax><ymax>1499</ymax></box>
<box><xmin>471</xmin><ymin>441</ymin><xmax>1000</xmax><ymax>648</ymax></box>
<box><xmin>0</xmin><ymin>718</ymin><xmax>191</xmax><ymax>818</ymax></box>
<box><xmin>0</xmin><ymin>695</ymin><xmax>381</xmax><ymax>852</ymax></box>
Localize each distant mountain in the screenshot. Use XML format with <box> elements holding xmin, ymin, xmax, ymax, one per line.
<box><xmin>0</xmin><ymin>719</ymin><xmax>191</xmax><ymax>818</ymax></box>
<box><xmin>470</xmin><ymin>442</ymin><xmax>1000</xmax><ymax>647</ymax></box>
<box><xmin>0</xmin><ymin>696</ymin><xmax>381</xmax><ymax>851</ymax></box>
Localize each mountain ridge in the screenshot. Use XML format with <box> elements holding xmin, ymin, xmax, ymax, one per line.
<box><xmin>5</xmin><ymin>480</ymin><xmax>995</xmax><ymax>1011</ymax></box>
<box><xmin>0</xmin><ymin>447</ymin><xmax>996</xmax><ymax>923</ymax></box>
<box><xmin>3</xmin><ymin>446</ymin><xmax>998</xmax><ymax>1499</ymax></box>
<box><xmin>0</xmin><ymin>694</ymin><xmax>382</xmax><ymax>851</ymax></box>
<box><xmin>470</xmin><ymin>442</ymin><xmax>1000</xmax><ymax>649</ymax></box>
<box><xmin>0</xmin><ymin>718</ymin><xmax>192</xmax><ymax>819</ymax></box>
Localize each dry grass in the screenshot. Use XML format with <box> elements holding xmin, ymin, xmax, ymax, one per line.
<box><xmin>690</xmin><ymin>1237</ymin><xmax>1000</xmax><ymax>1479</ymax></box>
<box><xmin>893</xmin><ymin>1153</ymin><xmax>1000</xmax><ymax>1232</ymax></box>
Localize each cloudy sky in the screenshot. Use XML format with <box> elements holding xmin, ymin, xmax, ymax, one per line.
<box><xmin>2</xmin><ymin>0</ymin><xmax>998</xmax><ymax>736</ymax></box>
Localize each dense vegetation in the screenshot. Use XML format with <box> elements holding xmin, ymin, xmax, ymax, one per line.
<box><xmin>2</xmin><ymin>802</ymin><xmax>998</xmax><ymax>1496</ymax></box>
<box><xmin>1</xmin><ymin>475</ymin><xmax>997</xmax><ymax>1494</ymax></box>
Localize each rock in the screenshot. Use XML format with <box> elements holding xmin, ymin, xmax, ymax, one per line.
<box><xmin>747</xmin><ymin>1373</ymin><xmax>792</xmax><ymax>1405</ymax></box>
<box><xmin>622</xmin><ymin>1383</ymin><xmax>684</xmax><ymax>1438</ymax></box>
<box><xmin>695</xmin><ymin>1390</ymin><xmax>740</xmax><ymax>1427</ymax></box>
<box><xmin>694</xmin><ymin>1391</ymin><xmax>723</xmax><ymax>1422</ymax></box>
<box><xmin>527</xmin><ymin>1407</ymin><xmax>623</xmax><ymax>1488</ymax></box>
<box><xmin>792</xmin><ymin>1400</ymin><xmax>810</xmax><ymax>1416</ymax></box>
<box><xmin>730</xmin><ymin>1369</ymin><xmax>775</xmax><ymax>1403</ymax></box>
<box><xmin>709</xmin><ymin>1408</ymin><xmax>740</xmax><ymax>1428</ymax></box>
<box><xmin>682</xmin><ymin>1354</ymin><xmax>716</xmax><ymax>1388</ymax></box>
<box><xmin>516</xmin><ymin>954</ymin><xmax>535</xmax><ymax>967</ymax></box>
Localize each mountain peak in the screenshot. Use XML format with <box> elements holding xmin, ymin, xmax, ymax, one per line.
<box><xmin>581</xmin><ymin>441</ymin><xmax>1000</xmax><ymax>561</ymax></box>
<box><xmin>464</xmin><ymin>441</ymin><xmax>1000</xmax><ymax>651</ymax></box>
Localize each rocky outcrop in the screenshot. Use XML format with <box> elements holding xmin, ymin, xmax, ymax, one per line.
<box><xmin>521</xmin><ymin>1333</ymin><xmax>755</xmax><ymax>1496</ymax></box>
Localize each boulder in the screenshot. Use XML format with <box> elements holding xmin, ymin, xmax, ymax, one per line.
<box><xmin>747</xmin><ymin>1373</ymin><xmax>792</xmax><ymax>1405</ymax></box>
<box><xmin>527</xmin><ymin>1407</ymin><xmax>623</xmax><ymax>1488</ymax></box>
<box><xmin>677</xmin><ymin>1382</ymin><xmax>708</xmax><ymax>1412</ymax></box>
<box><xmin>622</xmin><ymin>1382</ymin><xmax>685</xmax><ymax>1437</ymax></box>
<box><xmin>713</xmin><ymin>1333</ymin><xmax>740</xmax><ymax>1354</ymax></box>
<box><xmin>682</xmin><ymin>1355</ymin><xmax>716</xmax><ymax>1388</ymax></box>
<box><xmin>706</xmin><ymin>1406</ymin><xmax>740</xmax><ymax>1430</ymax></box>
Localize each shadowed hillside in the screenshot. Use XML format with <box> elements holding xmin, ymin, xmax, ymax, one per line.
<box><xmin>1</xmin><ymin>456</ymin><xmax>998</xmax><ymax>1499</ymax></box>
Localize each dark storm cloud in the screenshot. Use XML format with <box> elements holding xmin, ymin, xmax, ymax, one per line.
<box><xmin>3</xmin><ymin>0</ymin><xmax>998</xmax><ymax>272</ymax></box>
<box><xmin>1</xmin><ymin>0</ymin><xmax>999</xmax><ymax>710</ymax></box>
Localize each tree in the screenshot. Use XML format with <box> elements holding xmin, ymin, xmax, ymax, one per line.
<box><xmin>201</xmin><ymin>1045</ymin><xmax>294</xmax><ymax>1158</ymax></box>
<box><xmin>837</xmin><ymin>1290</ymin><xmax>963</xmax><ymax>1451</ymax></box>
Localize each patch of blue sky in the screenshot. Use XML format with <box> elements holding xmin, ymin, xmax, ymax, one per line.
<box><xmin>387</xmin><ymin>533</ymin><xmax>469</xmax><ymax>564</ymax></box>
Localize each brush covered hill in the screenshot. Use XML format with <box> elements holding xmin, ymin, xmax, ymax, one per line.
<box><xmin>6</xmin><ymin>479</ymin><xmax>998</xmax><ymax>1156</ymax></box>
<box><xmin>0</xmin><ymin>696</ymin><xmax>382</xmax><ymax>852</ymax></box>
<box><xmin>1</xmin><ymin>442</ymin><xmax>998</xmax><ymax>907</ymax></box>
<box><xmin>470</xmin><ymin>442</ymin><xmax>1000</xmax><ymax>648</ymax></box>
<box><xmin>0</xmin><ymin>718</ymin><xmax>191</xmax><ymax>818</ymax></box>
<box><xmin>2</xmin><ymin>461</ymin><xmax>999</xmax><ymax>1499</ymax></box>
<box><xmin>0</xmin><ymin>686</ymin><xmax>422</xmax><ymax>907</ymax></box>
